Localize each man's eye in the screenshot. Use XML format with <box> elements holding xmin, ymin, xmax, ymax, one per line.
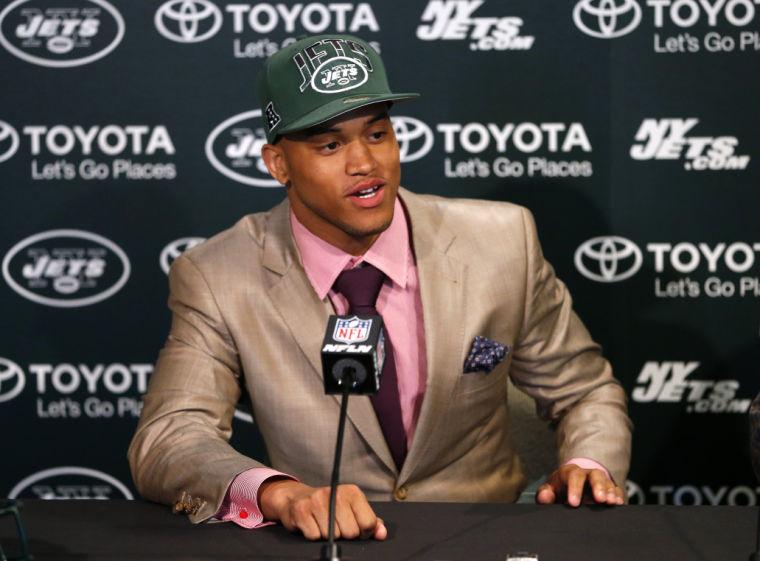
<box><xmin>322</xmin><ymin>141</ymin><xmax>339</xmax><ymax>151</ymax></box>
<box><xmin>370</xmin><ymin>131</ymin><xmax>386</xmax><ymax>141</ymax></box>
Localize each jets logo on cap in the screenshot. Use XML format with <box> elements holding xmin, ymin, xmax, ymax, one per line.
<box><xmin>291</xmin><ymin>38</ymin><xmax>374</xmax><ymax>93</ymax></box>
<box><xmin>312</xmin><ymin>57</ymin><xmax>368</xmax><ymax>94</ymax></box>
<box><xmin>264</xmin><ymin>102</ymin><xmax>281</xmax><ymax>131</ymax></box>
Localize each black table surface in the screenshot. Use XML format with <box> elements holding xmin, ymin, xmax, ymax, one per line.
<box><xmin>0</xmin><ymin>500</ymin><xmax>757</xmax><ymax>561</ymax></box>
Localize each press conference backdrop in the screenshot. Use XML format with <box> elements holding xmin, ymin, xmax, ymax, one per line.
<box><xmin>0</xmin><ymin>0</ymin><xmax>758</xmax><ymax>507</ymax></box>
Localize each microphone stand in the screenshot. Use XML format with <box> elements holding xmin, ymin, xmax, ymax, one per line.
<box><xmin>320</xmin><ymin>373</ymin><xmax>353</xmax><ymax>561</ymax></box>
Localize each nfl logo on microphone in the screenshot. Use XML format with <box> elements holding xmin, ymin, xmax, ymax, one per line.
<box><xmin>333</xmin><ymin>316</ymin><xmax>372</xmax><ymax>344</ymax></box>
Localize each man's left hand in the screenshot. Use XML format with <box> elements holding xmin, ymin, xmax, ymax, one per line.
<box><xmin>536</xmin><ymin>464</ymin><xmax>624</xmax><ymax>507</ymax></box>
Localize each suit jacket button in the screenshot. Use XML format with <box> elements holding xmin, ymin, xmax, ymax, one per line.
<box><xmin>394</xmin><ymin>486</ymin><xmax>408</xmax><ymax>501</ymax></box>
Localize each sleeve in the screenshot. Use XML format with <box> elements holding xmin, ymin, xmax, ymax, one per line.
<box><xmin>127</xmin><ymin>254</ymin><xmax>269</xmax><ymax>523</ymax></box>
<box><xmin>216</xmin><ymin>468</ymin><xmax>296</xmax><ymax>528</ymax></box>
<box><xmin>507</xmin><ymin>207</ymin><xmax>633</xmax><ymax>485</ymax></box>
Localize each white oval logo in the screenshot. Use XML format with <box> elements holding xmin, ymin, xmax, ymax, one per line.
<box><xmin>205</xmin><ymin>110</ymin><xmax>281</xmax><ymax>188</ymax></box>
<box><xmin>155</xmin><ymin>0</ymin><xmax>223</xmax><ymax>44</ymax></box>
<box><xmin>234</xmin><ymin>408</ymin><xmax>253</xmax><ymax>423</ymax></box>
<box><xmin>574</xmin><ymin>236</ymin><xmax>643</xmax><ymax>282</ymax></box>
<box><xmin>392</xmin><ymin>116</ymin><xmax>434</xmax><ymax>163</ymax></box>
<box><xmin>0</xmin><ymin>119</ymin><xmax>19</xmax><ymax>163</ymax></box>
<box><xmin>0</xmin><ymin>356</ymin><xmax>25</xmax><ymax>403</ymax></box>
<box><xmin>311</xmin><ymin>57</ymin><xmax>369</xmax><ymax>94</ymax></box>
<box><xmin>160</xmin><ymin>237</ymin><xmax>206</xmax><ymax>274</ymax></box>
<box><xmin>2</xmin><ymin>229</ymin><xmax>131</xmax><ymax>307</ymax></box>
<box><xmin>9</xmin><ymin>466</ymin><xmax>134</xmax><ymax>499</ymax></box>
<box><xmin>0</xmin><ymin>0</ymin><xmax>125</xmax><ymax>68</ymax></box>
<box><xmin>625</xmin><ymin>479</ymin><xmax>646</xmax><ymax>505</ymax></box>
<box><xmin>573</xmin><ymin>0</ymin><xmax>642</xmax><ymax>39</ymax></box>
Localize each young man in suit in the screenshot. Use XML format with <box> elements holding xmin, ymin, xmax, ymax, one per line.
<box><xmin>128</xmin><ymin>34</ymin><xmax>632</xmax><ymax>542</ymax></box>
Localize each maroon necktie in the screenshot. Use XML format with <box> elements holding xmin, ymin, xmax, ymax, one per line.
<box><xmin>333</xmin><ymin>264</ymin><xmax>407</xmax><ymax>470</ymax></box>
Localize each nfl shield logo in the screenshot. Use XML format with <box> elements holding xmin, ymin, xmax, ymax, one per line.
<box><xmin>333</xmin><ymin>316</ymin><xmax>372</xmax><ymax>343</ymax></box>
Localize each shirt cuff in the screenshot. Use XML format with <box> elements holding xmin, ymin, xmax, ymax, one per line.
<box><xmin>563</xmin><ymin>457</ymin><xmax>612</xmax><ymax>481</ymax></box>
<box><xmin>215</xmin><ymin>468</ymin><xmax>295</xmax><ymax>529</ymax></box>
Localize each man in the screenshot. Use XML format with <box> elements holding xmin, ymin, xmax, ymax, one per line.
<box><xmin>128</xmin><ymin>34</ymin><xmax>632</xmax><ymax>542</ymax></box>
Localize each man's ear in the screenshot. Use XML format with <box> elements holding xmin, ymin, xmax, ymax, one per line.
<box><xmin>261</xmin><ymin>143</ymin><xmax>289</xmax><ymax>186</ymax></box>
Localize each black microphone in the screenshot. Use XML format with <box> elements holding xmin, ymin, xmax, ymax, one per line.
<box><xmin>321</xmin><ymin>314</ymin><xmax>385</xmax><ymax>395</ymax></box>
<box><xmin>749</xmin><ymin>392</ymin><xmax>760</xmax><ymax>561</ymax></box>
<box><xmin>318</xmin><ymin>314</ymin><xmax>385</xmax><ymax>561</ymax></box>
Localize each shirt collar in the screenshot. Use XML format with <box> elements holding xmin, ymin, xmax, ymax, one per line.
<box><xmin>290</xmin><ymin>198</ymin><xmax>410</xmax><ymax>300</ymax></box>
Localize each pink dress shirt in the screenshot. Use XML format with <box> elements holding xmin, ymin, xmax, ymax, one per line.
<box><xmin>216</xmin><ymin>198</ymin><xmax>608</xmax><ymax>528</ymax></box>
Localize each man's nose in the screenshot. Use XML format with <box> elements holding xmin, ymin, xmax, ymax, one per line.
<box><xmin>345</xmin><ymin>139</ymin><xmax>377</xmax><ymax>175</ymax></box>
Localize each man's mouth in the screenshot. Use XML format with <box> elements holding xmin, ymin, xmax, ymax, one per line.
<box><xmin>347</xmin><ymin>179</ymin><xmax>385</xmax><ymax>199</ymax></box>
<box><xmin>352</xmin><ymin>185</ymin><xmax>382</xmax><ymax>199</ymax></box>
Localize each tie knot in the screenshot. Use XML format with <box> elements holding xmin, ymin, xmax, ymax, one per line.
<box><xmin>333</xmin><ymin>264</ymin><xmax>386</xmax><ymax>314</ymax></box>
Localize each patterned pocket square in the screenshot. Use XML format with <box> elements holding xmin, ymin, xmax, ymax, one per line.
<box><xmin>463</xmin><ymin>336</ymin><xmax>509</xmax><ymax>373</ymax></box>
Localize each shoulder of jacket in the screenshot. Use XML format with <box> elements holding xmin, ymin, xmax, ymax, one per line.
<box><xmin>405</xmin><ymin>190</ymin><xmax>531</xmax><ymax>232</ymax></box>
<box><xmin>176</xmin><ymin>207</ymin><xmax>274</xmax><ymax>271</ymax></box>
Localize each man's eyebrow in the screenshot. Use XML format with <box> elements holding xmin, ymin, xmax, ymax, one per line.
<box><xmin>300</xmin><ymin>111</ymin><xmax>389</xmax><ymax>139</ymax></box>
<box><xmin>366</xmin><ymin>111</ymin><xmax>388</xmax><ymax>125</ymax></box>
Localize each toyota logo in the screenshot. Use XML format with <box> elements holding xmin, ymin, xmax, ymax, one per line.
<box><xmin>573</xmin><ymin>0</ymin><xmax>642</xmax><ymax>39</ymax></box>
<box><xmin>574</xmin><ymin>236</ymin><xmax>643</xmax><ymax>282</ymax></box>
<box><xmin>0</xmin><ymin>120</ymin><xmax>19</xmax><ymax>163</ymax></box>
<box><xmin>0</xmin><ymin>357</ymin><xmax>25</xmax><ymax>403</ymax></box>
<box><xmin>625</xmin><ymin>480</ymin><xmax>646</xmax><ymax>505</ymax></box>
<box><xmin>160</xmin><ymin>237</ymin><xmax>206</xmax><ymax>274</ymax></box>
<box><xmin>392</xmin><ymin>116</ymin><xmax>434</xmax><ymax>163</ymax></box>
<box><xmin>155</xmin><ymin>0</ymin><xmax>223</xmax><ymax>43</ymax></box>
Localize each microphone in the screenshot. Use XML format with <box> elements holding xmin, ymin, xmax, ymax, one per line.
<box><xmin>318</xmin><ymin>314</ymin><xmax>385</xmax><ymax>561</ymax></box>
<box><xmin>750</xmin><ymin>392</ymin><xmax>760</xmax><ymax>561</ymax></box>
<box><xmin>321</xmin><ymin>314</ymin><xmax>385</xmax><ymax>395</ymax></box>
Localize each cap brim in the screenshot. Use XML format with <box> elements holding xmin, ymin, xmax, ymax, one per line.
<box><xmin>275</xmin><ymin>92</ymin><xmax>419</xmax><ymax>139</ymax></box>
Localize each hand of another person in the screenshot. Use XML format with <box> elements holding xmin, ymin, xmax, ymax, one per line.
<box><xmin>536</xmin><ymin>464</ymin><xmax>624</xmax><ymax>507</ymax></box>
<box><xmin>259</xmin><ymin>479</ymin><xmax>387</xmax><ymax>541</ymax></box>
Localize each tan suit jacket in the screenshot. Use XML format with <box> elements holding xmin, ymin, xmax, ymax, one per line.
<box><xmin>128</xmin><ymin>188</ymin><xmax>632</xmax><ymax>523</ymax></box>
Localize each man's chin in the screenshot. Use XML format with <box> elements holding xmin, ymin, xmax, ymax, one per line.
<box><xmin>341</xmin><ymin>216</ymin><xmax>393</xmax><ymax>240</ymax></box>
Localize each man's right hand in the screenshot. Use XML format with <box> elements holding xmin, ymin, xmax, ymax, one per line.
<box><xmin>258</xmin><ymin>479</ymin><xmax>387</xmax><ymax>541</ymax></box>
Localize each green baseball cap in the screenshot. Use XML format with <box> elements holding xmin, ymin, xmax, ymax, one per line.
<box><xmin>256</xmin><ymin>34</ymin><xmax>419</xmax><ymax>143</ymax></box>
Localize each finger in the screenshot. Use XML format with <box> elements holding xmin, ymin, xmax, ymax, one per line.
<box><xmin>587</xmin><ymin>469</ymin><xmax>612</xmax><ymax>503</ymax></box>
<box><xmin>307</xmin><ymin>497</ymin><xmax>333</xmax><ymax>540</ymax></box>
<box><xmin>294</xmin><ymin>510</ymin><xmax>323</xmax><ymax>541</ymax></box>
<box><xmin>565</xmin><ymin>468</ymin><xmax>588</xmax><ymax>507</ymax></box>
<box><xmin>374</xmin><ymin>517</ymin><xmax>388</xmax><ymax>540</ymax></box>
<box><xmin>335</xmin><ymin>499</ymin><xmax>361</xmax><ymax>540</ymax></box>
<box><xmin>535</xmin><ymin>483</ymin><xmax>556</xmax><ymax>504</ymax></box>
<box><xmin>348</xmin><ymin>493</ymin><xmax>379</xmax><ymax>539</ymax></box>
<box><xmin>613</xmin><ymin>484</ymin><xmax>625</xmax><ymax>505</ymax></box>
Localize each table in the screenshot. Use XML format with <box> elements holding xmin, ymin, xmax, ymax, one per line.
<box><xmin>0</xmin><ymin>500</ymin><xmax>757</xmax><ymax>561</ymax></box>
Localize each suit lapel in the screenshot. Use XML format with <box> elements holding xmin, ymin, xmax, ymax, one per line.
<box><xmin>261</xmin><ymin>200</ymin><xmax>397</xmax><ymax>474</ymax></box>
<box><xmin>397</xmin><ymin>190</ymin><xmax>467</xmax><ymax>483</ymax></box>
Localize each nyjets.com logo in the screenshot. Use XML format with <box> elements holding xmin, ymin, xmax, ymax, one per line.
<box><xmin>9</xmin><ymin>466</ymin><xmax>133</xmax><ymax>500</ymax></box>
<box><xmin>205</xmin><ymin>109</ymin><xmax>279</xmax><ymax>188</ymax></box>
<box><xmin>0</xmin><ymin>0</ymin><xmax>125</xmax><ymax>68</ymax></box>
<box><xmin>631</xmin><ymin>118</ymin><xmax>750</xmax><ymax>171</ymax></box>
<box><xmin>632</xmin><ymin>361</ymin><xmax>751</xmax><ymax>413</ymax></box>
<box><xmin>2</xmin><ymin>230</ymin><xmax>130</xmax><ymax>308</ymax></box>
<box><xmin>416</xmin><ymin>0</ymin><xmax>535</xmax><ymax>51</ymax></box>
